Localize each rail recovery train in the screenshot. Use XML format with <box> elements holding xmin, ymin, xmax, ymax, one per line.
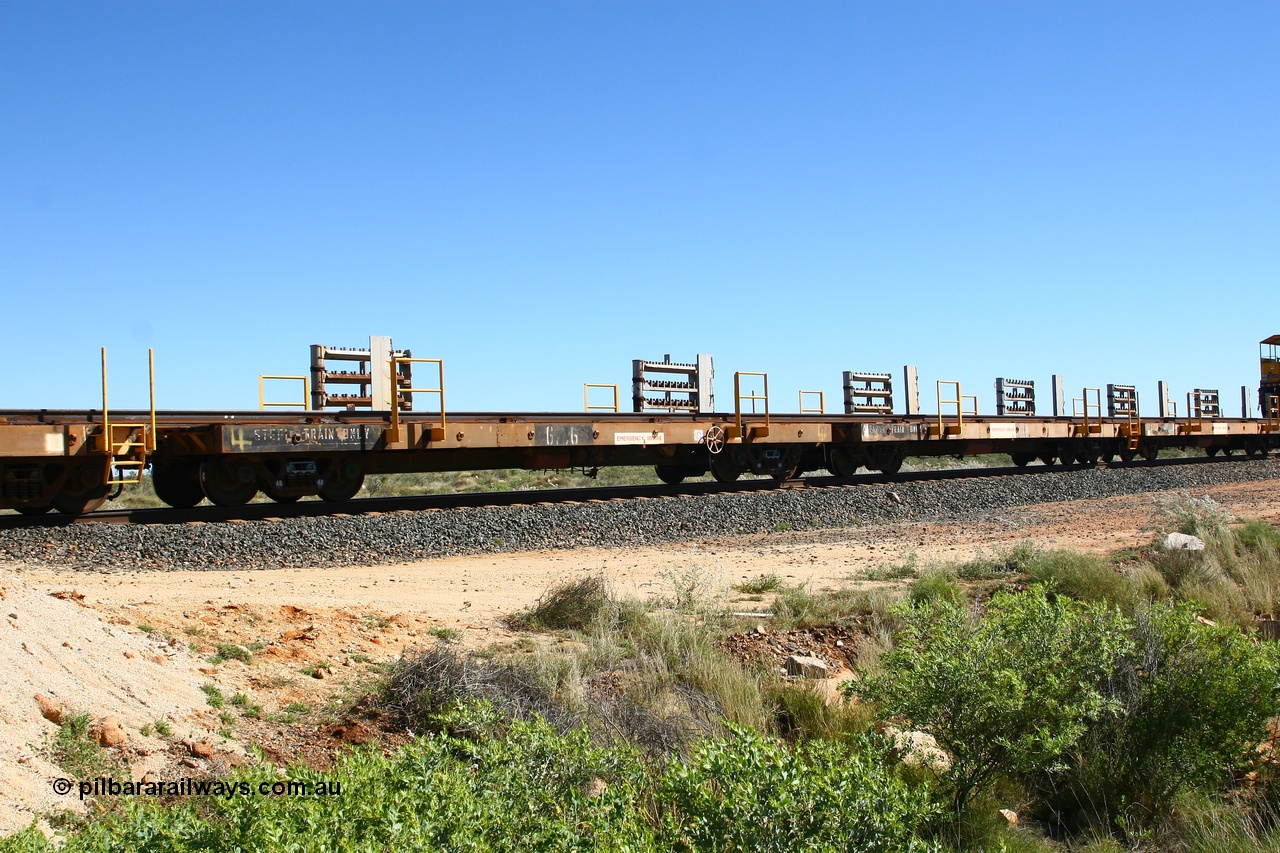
<box><xmin>1</xmin><ymin>336</ymin><xmax>1278</xmax><ymax>516</ymax></box>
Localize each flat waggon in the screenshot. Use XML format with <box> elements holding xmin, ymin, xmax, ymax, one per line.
<box><xmin>2</xmin><ymin>337</ymin><xmax>1277</xmax><ymax>515</ymax></box>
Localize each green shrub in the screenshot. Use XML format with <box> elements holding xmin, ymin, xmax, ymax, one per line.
<box><xmin>953</xmin><ymin>542</ymin><xmax>1040</xmax><ymax>580</ymax></box>
<box><xmin>1044</xmin><ymin>603</ymin><xmax>1280</xmax><ymax>830</ymax></box>
<box><xmin>5</xmin><ymin>710</ymin><xmax>948</xmax><ymax>853</ymax></box>
<box><xmin>853</xmin><ymin>585</ymin><xmax>1132</xmax><ymax>812</ymax></box>
<box><xmin>1021</xmin><ymin>550</ymin><xmax>1138</xmax><ymax>608</ymax></box>
<box><xmin>768</xmin><ymin>681</ymin><xmax>874</xmax><ymax>744</ymax></box>
<box><xmin>46</xmin><ymin>713</ymin><xmax>120</xmax><ymax>780</ymax></box>
<box><xmin>907</xmin><ymin>570</ymin><xmax>960</xmax><ymax>606</ymax></box>
<box><xmin>661</xmin><ymin>726</ymin><xmax>940</xmax><ymax>852</ymax></box>
<box><xmin>12</xmin><ymin>706</ymin><xmax>657</xmax><ymax>852</ymax></box>
<box><xmin>200</xmin><ymin>684</ymin><xmax>224</xmax><ymax>708</ymax></box>
<box><xmin>210</xmin><ymin>643</ymin><xmax>253</xmax><ymax>665</ymax></box>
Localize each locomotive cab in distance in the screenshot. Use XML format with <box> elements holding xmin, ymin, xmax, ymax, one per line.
<box><xmin>1262</xmin><ymin>335</ymin><xmax>1280</xmax><ymax>413</ymax></box>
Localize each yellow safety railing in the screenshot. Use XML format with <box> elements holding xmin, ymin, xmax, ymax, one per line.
<box><xmin>798</xmin><ymin>390</ymin><xmax>825</xmax><ymax>414</ymax></box>
<box><xmin>1072</xmin><ymin>388</ymin><xmax>1103</xmax><ymax>435</ymax></box>
<box><xmin>934</xmin><ymin>381</ymin><xmax>977</xmax><ymax>436</ymax></box>
<box><xmin>258</xmin><ymin>375</ymin><xmax>311</xmax><ymax>410</ymax></box>
<box><xmin>1184</xmin><ymin>390</ymin><xmax>1204</xmax><ymax>434</ymax></box>
<box><xmin>1266</xmin><ymin>395</ymin><xmax>1279</xmax><ymax>433</ymax></box>
<box><xmin>1123</xmin><ymin>409</ymin><xmax>1143</xmax><ymax>450</ymax></box>
<box><xmin>1121</xmin><ymin>389</ymin><xmax>1142</xmax><ymax>451</ymax></box>
<box><xmin>98</xmin><ymin>347</ymin><xmax>156</xmax><ymax>486</ymax></box>
<box><xmin>583</xmin><ymin>384</ymin><xmax>620</xmax><ymax>413</ymax></box>
<box><xmin>730</xmin><ymin>371</ymin><xmax>769</xmax><ymax>440</ymax></box>
<box><xmin>388</xmin><ymin>357</ymin><xmax>445</xmax><ymax>444</ymax></box>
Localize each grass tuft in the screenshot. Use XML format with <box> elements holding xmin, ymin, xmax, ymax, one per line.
<box><xmin>506</xmin><ymin>576</ymin><xmax>611</xmax><ymax>632</ymax></box>
<box><xmin>734</xmin><ymin>573</ymin><xmax>782</xmax><ymax>594</ymax></box>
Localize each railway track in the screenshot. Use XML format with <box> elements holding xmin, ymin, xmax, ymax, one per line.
<box><xmin>0</xmin><ymin>454</ymin><xmax>1253</xmax><ymax>530</ymax></box>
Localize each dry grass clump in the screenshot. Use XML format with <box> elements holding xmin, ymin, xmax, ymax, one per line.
<box><xmin>381</xmin><ymin>641</ymin><xmax>574</xmax><ymax>733</ymax></box>
<box><xmin>769</xmin><ymin>582</ymin><xmax>894</xmax><ymax>630</ymax></box>
<box><xmin>1142</xmin><ymin>495</ymin><xmax>1278</xmax><ymax>623</ymax></box>
<box><xmin>388</xmin><ymin>574</ymin><xmax>775</xmax><ymax>757</ymax></box>
<box><xmin>505</xmin><ymin>575</ymin><xmax>612</xmax><ymax>632</ymax></box>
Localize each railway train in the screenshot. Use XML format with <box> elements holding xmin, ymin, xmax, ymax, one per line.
<box><xmin>1</xmin><ymin>337</ymin><xmax>1277</xmax><ymax>516</ymax></box>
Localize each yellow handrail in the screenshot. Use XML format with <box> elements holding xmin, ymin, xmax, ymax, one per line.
<box><xmin>258</xmin><ymin>375</ymin><xmax>311</xmax><ymax>410</ymax></box>
<box><xmin>1185</xmin><ymin>391</ymin><xmax>1203</xmax><ymax>434</ymax></box>
<box><xmin>98</xmin><ymin>347</ymin><xmax>155</xmax><ymax>485</ymax></box>
<box><xmin>733</xmin><ymin>371</ymin><xmax>769</xmax><ymax>439</ymax></box>
<box><xmin>798</xmin><ymin>390</ymin><xmax>825</xmax><ymax>414</ymax></box>
<box><xmin>388</xmin><ymin>357</ymin><xmax>445</xmax><ymax>443</ymax></box>
<box><xmin>1266</xmin><ymin>395</ymin><xmax>1279</xmax><ymax>433</ymax></box>
<box><xmin>1072</xmin><ymin>388</ymin><xmax>1102</xmax><ymax>435</ymax></box>
<box><xmin>148</xmin><ymin>348</ymin><xmax>156</xmax><ymax>451</ymax></box>
<box><xmin>583</xmin><ymin>384</ymin><xmax>620</xmax><ymax>413</ymax></box>
<box><xmin>935</xmin><ymin>380</ymin><xmax>975</xmax><ymax>435</ymax></box>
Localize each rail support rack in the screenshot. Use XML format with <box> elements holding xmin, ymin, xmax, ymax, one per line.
<box><xmin>995</xmin><ymin>378</ymin><xmax>1035</xmax><ymax>415</ymax></box>
<box><xmin>843</xmin><ymin>372</ymin><xmax>893</xmax><ymax>414</ymax></box>
<box><xmin>631</xmin><ymin>354</ymin><xmax>714</xmax><ymax>413</ymax></box>
<box><xmin>310</xmin><ymin>336</ymin><xmax>412</xmax><ymax>411</ymax></box>
<box><xmin>1183</xmin><ymin>389</ymin><xmax>1220</xmax><ymax>434</ymax></box>
<box><xmin>1108</xmin><ymin>384</ymin><xmax>1141</xmax><ymax>451</ymax></box>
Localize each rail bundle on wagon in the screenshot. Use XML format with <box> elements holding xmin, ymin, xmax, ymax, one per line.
<box><xmin>1</xmin><ymin>335</ymin><xmax>1278</xmax><ymax>516</ymax></box>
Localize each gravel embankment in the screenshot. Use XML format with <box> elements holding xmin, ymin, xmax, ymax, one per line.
<box><xmin>3</xmin><ymin>460</ymin><xmax>1278</xmax><ymax>572</ymax></box>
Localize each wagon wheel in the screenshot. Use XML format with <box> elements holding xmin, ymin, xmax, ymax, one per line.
<box><xmin>828</xmin><ymin>445</ymin><xmax>860</xmax><ymax>477</ymax></box>
<box><xmin>51</xmin><ymin>459</ymin><xmax>111</xmax><ymax>515</ymax></box>
<box><xmin>199</xmin><ymin>460</ymin><xmax>258</xmax><ymax>507</ymax></box>
<box><xmin>710</xmin><ymin>450</ymin><xmax>742</xmax><ymax>483</ymax></box>
<box><xmin>152</xmin><ymin>460</ymin><xmax>205</xmax><ymax>508</ymax></box>
<box><xmin>873</xmin><ymin>446</ymin><xmax>906</xmax><ymax>475</ymax></box>
<box><xmin>319</xmin><ymin>458</ymin><xmax>365</xmax><ymax>502</ymax></box>
<box><xmin>654</xmin><ymin>464</ymin><xmax>687</xmax><ymax>485</ymax></box>
<box><xmin>704</xmin><ymin>425</ymin><xmax>726</xmax><ymax>455</ymax></box>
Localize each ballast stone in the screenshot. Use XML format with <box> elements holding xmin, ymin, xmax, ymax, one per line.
<box><xmin>1</xmin><ymin>459</ymin><xmax>1278</xmax><ymax>572</ymax></box>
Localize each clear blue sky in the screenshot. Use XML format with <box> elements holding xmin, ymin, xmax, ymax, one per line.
<box><xmin>2</xmin><ymin>2</ymin><xmax>1276</xmax><ymax>416</ymax></box>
